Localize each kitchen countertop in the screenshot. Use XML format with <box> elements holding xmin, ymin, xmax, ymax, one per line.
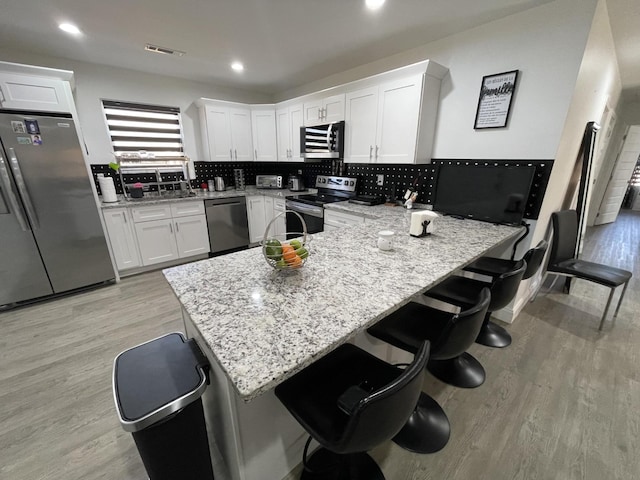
<box><xmin>163</xmin><ymin>205</ymin><xmax>522</xmax><ymax>401</ymax></box>
<box><xmin>99</xmin><ymin>186</ymin><xmax>314</xmax><ymax>209</ymax></box>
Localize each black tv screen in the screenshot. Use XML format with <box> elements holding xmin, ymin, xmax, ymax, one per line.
<box><xmin>434</xmin><ymin>165</ymin><xmax>535</xmax><ymax>225</ymax></box>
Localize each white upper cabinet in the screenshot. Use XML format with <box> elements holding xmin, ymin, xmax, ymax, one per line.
<box><xmin>251</xmin><ymin>107</ymin><xmax>278</xmax><ymax>162</ymax></box>
<box><xmin>276</xmin><ymin>103</ymin><xmax>303</xmax><ymax>162</ymax></box>
<box><xmin>0</xmin><ymin>72</ymin><xmax>71</xmax><ymax>113</ymax></box>
<box><xmin>303</xmin><ymin>93</ymin><xmax>345</xmax><ymax>126</ymax></box>
<box><xmin>200</xmin><ymin>101</ymin><xmax>253</xmax><ymax>162</ymax></box>
<box><xmin>345</xmin><ymin>65</ymin><xmax>446</xmax><ymax>164</ymax></box>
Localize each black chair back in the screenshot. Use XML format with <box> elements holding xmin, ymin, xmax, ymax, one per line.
<box><xmin>336</xmin><ymin>341</ymin><xmax>429</xmax><ymax>453</ymax></box>
<box><xmin>522</xmin><ymin>239</ymin><xmax>549</xmax><ymax>280</ymax></box>
<box><xmin>489</xmin><ymin>259</ymin><xmax>527</xmax><ymax>311</ymax></box>
<box><xmin>550</xmin><ymin>210</ymin><xmax>578</xmax><ymax>265</ymax></box>
<box><xmin>433</xmin><ymin>288</ymin><xmax>491</xmax><ymax>360</ymax></box>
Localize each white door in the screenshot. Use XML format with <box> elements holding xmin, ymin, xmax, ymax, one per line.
<box><xmin>205</xmin><ymin>106</ymin><xmax>233</xmax><ymax>161</ymax></box>
<box><xmin>596</xmin><ymin>126</ymin><xmax>640</xmax><ymax>225</ymax></box>
<box><xmin>289</xmin><ymin>103</ymin><xmax>304</xmax><ymax>162</ymax></box>
<box><xmin>376</xmin><ymin>75</ymin><xmax>422</xmax><ymax>164</ymax></box>
<box><xmin>135</xmin><ymin>219</ymin><xmax>179</xmax><ymax>266</ymax></box>
<box><xmin>276</xmin><ymin>108</ymin><xmax>291</xmax><ymax>161</ymax></box>
<box><xmin>323</xmin><ymin>93</ymin><xmax>345</xmax><ymax>123</ymax></box>
<box><xmin>102</xmin><ymin>208</ymin><xmax>141</xmax><ymax>270</ymax></box>
<box><xmin>344</xmin><ymin>86</ymin><xmax>378</xmax><ymax>163</ymax></box>
<box><xmin>174</xmin><ymin>215</ymin><xmax>210</xmax><ymax>258</ymax></box>
<box><xmin>229</xmin><ymin>107</ymin><xmax>253</xmax><ymax>161</ymax></box>
<box><xmin>251</xmin><ymin>109</ymin><xmax>277</xmax><ymax>162</ymax></box>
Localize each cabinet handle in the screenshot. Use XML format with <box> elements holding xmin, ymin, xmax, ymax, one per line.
<box><xmin>169</xmin><ymin>223</ymin><xmax>173</xmax><ymax>234</ymax></box>
<box><xmin>369</xmin><ymin>145</ymin><xmax>373</xmax><ymax>160</ymax></box>
<box><xmin>0</xmin><ymin>86</ymin><xmax>5</xmax><ymax>104</ymax></box>
<box><xmin>255</xmin><ymin>149</ymin><xmax>258</xmax><ymax>160</ymax></box>
<box><xmin>375</xmin><ymin>145</ymin><xmax>379</xmax><ymax>160</ymax></box>
<box><xmin>123</xmin><ymin>213</ymin><xmax>127</xmax><ymax>223</ymax></box>
<box><xmin>322</xmin><ymin>107</ymin><xmax>327</xmax><ymax>119</ymax></box>
<box><xmin>234</xmin><ymin>149</ymin><xmax>238</xmax><ymax>160</ymax></box>
<box><xmin>230</xmin><ymin>149</ymin><xmax>233</xmax><ymax>160</ymax></box>
<box><xmin>175</xmin><ymin>222</ymin><xmax>179</xmax><ymax>233</ymax></box>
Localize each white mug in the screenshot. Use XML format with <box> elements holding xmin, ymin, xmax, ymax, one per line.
<box><xmin>377</xmin><ymin>230</ymin><xmax>395</xmax><ymax>251</ymax></box>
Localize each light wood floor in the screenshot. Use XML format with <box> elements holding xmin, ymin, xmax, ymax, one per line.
<box><xmin>1</xmin><ymin>211</ymin><xmax>638</xmax><ymax>480</ymax></box>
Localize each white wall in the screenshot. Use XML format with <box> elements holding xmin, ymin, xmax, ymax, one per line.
<box><xmin>277</xmin><ymin>0</ymin><xmax>598</xmax><ymax>161</ymax></box>
<box><xmin>0</xmin><ymin>49</ymin><xmax>271</xmax><ymax>164</ymax></box>
<box><xmin>535</xmin><ymin>0</ymin><xmax>621</xmax><ymax>242</ymax></box>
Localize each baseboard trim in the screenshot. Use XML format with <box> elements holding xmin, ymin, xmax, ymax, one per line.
<box><xmin>492</xmin><ymin>276</ymin><xmax>541</xmax><ymax>324</ymax></box>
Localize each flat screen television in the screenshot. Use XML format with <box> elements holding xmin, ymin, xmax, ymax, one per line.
<box><xmin>433</xmin><ymin>164</ymin><xmax>535</xmax><ymax>225</ymax></box>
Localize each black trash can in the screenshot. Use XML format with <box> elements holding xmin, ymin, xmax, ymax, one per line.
<box><xmin>113</xmin><ymin>332</ymin><xmax>214</xmax><ymax>480</ymax></box>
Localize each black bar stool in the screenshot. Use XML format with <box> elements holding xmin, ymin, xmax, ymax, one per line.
<box><xmin>463</xmin><ymin>240</ymin><xmax>548</xmax><ymax>284</ymax></box>
<box><xmin>368</xmin><ymin>288</ymin><xmax>490</xmax><ymax>395</ymax></box>
<box><xmin>275</xmin><ymin>341</ymin><xmax>430</xmax><ymax>480</ymax></box>
<box><xmin>425</xmin><ymin>259</ymin><xmax>527</xmax><ymax>348</ymax></box>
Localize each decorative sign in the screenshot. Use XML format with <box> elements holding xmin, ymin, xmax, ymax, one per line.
<box><xmin>474</xmin><ymin>70</ymin><xmax>519</xmax><ymax>129</ymax></box>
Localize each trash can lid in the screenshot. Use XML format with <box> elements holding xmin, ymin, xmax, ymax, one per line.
<box><xmin>113</xmin><ymin>332</ymin><xmax>209</xmax><ymax>432</ymax></box>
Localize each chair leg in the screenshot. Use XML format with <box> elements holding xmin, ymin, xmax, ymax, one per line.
<box><xmin>427</xmin><ymin>352</ymin><xmax>486</xmax><ymax>389</ymax></box>
<box><xmin>598</xmin><ymin>287</ymin><xmax>616</xmax><ymax>331</ymax></box>
<box><xmin>612</xmin><ymin>281</ymin><xmax>629</xmax><ymax>319</ymax></box>
<box><xmin>475</xmin><ymin>311</ymin><xmax>512</xmax><ymax>348</ymax></box>
<box><xmin>301</xmin><ymin>449</ymin><xmax>385</xmax><ymax>480</ymax></box>
<box><xmin>392</xmin><ymin>392</ymin><xmax>450</xmax><ymax>454</ymax></box>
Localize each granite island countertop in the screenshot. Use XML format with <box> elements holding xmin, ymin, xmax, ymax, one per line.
<box><xmin>163</xmin><ymin>207</ymin><xmax>523</xmax><ymax>401</ymax></box>
<box><xmin>100</xmin><ymin>186</ymin><xmax>315</xmax><ymax>209</ymax></box>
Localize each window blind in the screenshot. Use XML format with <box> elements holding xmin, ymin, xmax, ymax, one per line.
<box><xmin>102</xmin><ymin>100</ymin><xmax>184</xmax><ymax>158</ymax></box>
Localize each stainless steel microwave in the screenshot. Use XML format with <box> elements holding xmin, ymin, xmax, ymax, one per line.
<box><xmin>300</xmin><ymin>121</ymin><xmax>345</xmax><ymax>160</ymax></box>
<box><xmin>256</xmin><ymin>174</ymin><xmax>284</xmax><ymax>189</ymax></box>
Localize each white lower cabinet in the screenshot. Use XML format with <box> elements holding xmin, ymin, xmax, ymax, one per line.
<box><xmin>248</xmin><ymin>195</ymin><xmax>287</xmax><ymax>243</ymax></box>
<box><xmin>174</xmin><ymin>215</ymin><xmax>210</xmax><ymax>257</ymax></box>
<box><xmin>324</xmin><ymin>209</ymin><xmax>366</xmax><ymax>229</ymax></box>
<box><xmin>103</xmin><ymin>201</ymin><xmax>209</xmax><ymax>271</ymax></box>
<box><xmin>102</xmin><ymin>208</ymin><xmax>141</xmax><ymax>270</ymax></box>
<box><xmin>247</xmin><ymin>196</ymin><xmax>267</xmax><ymax>244</ymax></box>
<box><xmin>135</xmin><ymin>219</ymin><xmax>180</xmax><ymax>266</ymax></box>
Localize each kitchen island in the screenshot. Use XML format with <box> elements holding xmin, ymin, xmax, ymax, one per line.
<box><xmin>163</xmin><ymin>207</ymin><xmax>523</xmax><ymax>480</ymax></box>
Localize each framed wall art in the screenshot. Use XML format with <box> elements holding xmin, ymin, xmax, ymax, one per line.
<box><xmin>474</xmin><ymin>70</ymin><xmax>519</xmax><ymax>129</ymax></box>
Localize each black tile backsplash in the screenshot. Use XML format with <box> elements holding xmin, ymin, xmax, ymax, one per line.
<box><xmin>91</xmin><ymin>158</ymin><xmax>552</xmax><ymax>220</ymax></box>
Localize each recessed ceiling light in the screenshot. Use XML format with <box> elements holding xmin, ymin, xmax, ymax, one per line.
<box><xmin>59</xmin><ymin>23</ymin><xmax>81</xmax><ymax>35</ymax></box>
<box><xmin>365</xmin><ymin>0</ymin><xmax>385</xmax><ymax>11</ymax></box>
<box><xmin>231</xmin><ymin>62</ymin><xmax>244</xmax><ymax>72</ymax></box>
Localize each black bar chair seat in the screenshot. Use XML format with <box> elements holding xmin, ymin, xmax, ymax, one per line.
<box><xmin>464</xmin><ymin>239</ymin><xmax>549</xmax><ymax>281</ymax></box>
<box><xmin>545</xmin><ymin>210</ymin><xmax>632</xmax><ymax>331</ymax></box>
<box><xmin>275</xmin><ymin>341</ymin><xmax>430</xmax><ymax>480</ymax></box>
<box><xmin>425</xmin><ymin>259</ymin><xmax>527</xmax><ymax>348</ymax></box>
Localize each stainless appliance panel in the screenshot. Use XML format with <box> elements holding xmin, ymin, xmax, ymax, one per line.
<box><xmin>0</xmin><ymin>113</ymin><xmax>114</xmax><ymax>294</ymax></box>
<box><xmin>0</xmin><ymin>145</ymin><xmax>54</xmax><ymax>305</ymax></box>
<box><xmin>205</xmin><ymin>197</ymin><xmax>250</xmax><ymax>253</ymax></box>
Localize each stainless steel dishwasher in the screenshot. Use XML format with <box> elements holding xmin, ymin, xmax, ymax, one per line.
<box><xmin>205</xmin><ymin>197</ymin><xmax>250</xmax><ymax>253</ymax></box>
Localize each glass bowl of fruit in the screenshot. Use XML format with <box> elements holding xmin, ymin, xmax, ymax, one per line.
<box><xmin>262</xmin><ymin>211</ymin><xmax>310</xmax><ymax>270</ymax></box>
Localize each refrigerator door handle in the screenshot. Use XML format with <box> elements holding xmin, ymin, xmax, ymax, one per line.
<box><xmin>0</xmin><ymin>151</ymin><xmax>30</xmax><ymax>231</ymax></box>
<box><xmin>8</xmin><ymin>148</ymin><xmax>39</xmax><ymax>230</ymax></box>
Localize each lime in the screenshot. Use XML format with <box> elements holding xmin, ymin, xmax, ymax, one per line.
<box><xmin>265</xmin><ymin>239</ymin><xmax>282</xmax><ymax>260</ymax></box>
<box><xmin>276</xmin><ymin>259</ymin><xmax>287</xmax><ymax>269</ymax></box>
<box><xmin>289</xmin><ymin>239</ymin><xmax>302</xmax><ymax>250</ymax></box>
<box><xmin>295</xmin><ymin>247</ymin><xmax>309</xmax><ymax>259</ymax></box>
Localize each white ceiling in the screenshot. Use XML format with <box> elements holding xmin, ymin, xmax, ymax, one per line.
<box><xmin>0</xmin><ymin>0</ymin><xmax>638</xmax><ymax>99</ymax></box>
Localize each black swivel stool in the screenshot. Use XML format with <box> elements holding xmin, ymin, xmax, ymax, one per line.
<box><xmin>275</xmin><ymin>341</ymin><xmax>430</xmax><ymax>480</ymax></box>
<box><xmin>425</xmin><ymin>259</ymin><xmax>527</xmax><ymax>348</ymax></box>
<box><xmin>463</xmin><ymin>239</ymin><xmax>549</xmax><ymax>285</ymax></box>
<box><xmin>368</xmin><ymin>288</ymin><xmax>490</xmax><ymax>395</ymax></box>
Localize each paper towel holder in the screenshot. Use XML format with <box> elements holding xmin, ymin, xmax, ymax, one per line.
<box><xmin>410</xmin><ymin>220</ymin><xmax>432</xmax><ymax>238</ymax></box>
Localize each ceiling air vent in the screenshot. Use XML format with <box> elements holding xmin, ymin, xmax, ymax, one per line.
<box><xmin>144</xmin><ymin>44</ymin><xmax>186</xmax><ymax>57</ymax></box>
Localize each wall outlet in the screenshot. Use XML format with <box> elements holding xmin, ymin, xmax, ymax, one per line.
<box><xmin>376</xmin><ymin>174</ymin><xmax>384</xmax><ymax>186</ymax></box>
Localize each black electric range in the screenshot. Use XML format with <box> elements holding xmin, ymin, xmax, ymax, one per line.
<box><xmin>285</xmin><ymin>175</ymin><xmax>358</xmax><ymax>237</ymax></box>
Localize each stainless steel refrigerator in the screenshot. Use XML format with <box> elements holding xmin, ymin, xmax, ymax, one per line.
<box><xmin>0</xmin><ymin>111</ymin><xmax>114</xmax><ymax>307</ymax></box>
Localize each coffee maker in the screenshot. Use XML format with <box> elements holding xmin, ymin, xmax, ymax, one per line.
<box><xmin>288</xmin><ymin>174</ymin><xmax>305</xmax><ymax>191</ymax></box>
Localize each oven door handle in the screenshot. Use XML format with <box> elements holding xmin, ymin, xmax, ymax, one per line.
<box><xmin>286</xmin><ymin>201</ymin><xmax>323</xmax><ymax>218</ymax></box>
